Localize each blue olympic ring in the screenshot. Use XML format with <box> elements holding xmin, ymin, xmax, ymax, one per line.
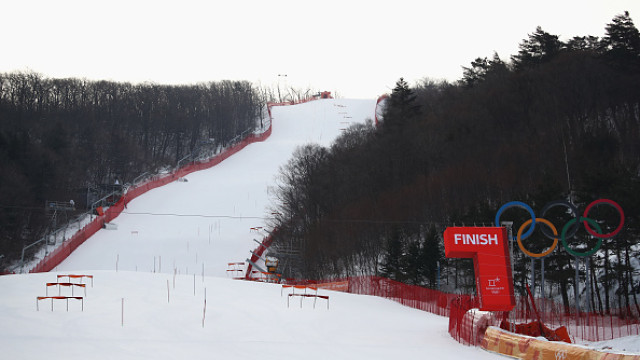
<box><xmin>494</xmin><ymin>201</ymin><xmax>536</xmax><ymax>240</ymax></box>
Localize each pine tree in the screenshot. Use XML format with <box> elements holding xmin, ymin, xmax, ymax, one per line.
<box><xmin>602</xmin><ymin>11</ymin><xmax>640</xmax><ymax>69</ymax></box>
<box><xmin>382</xmin><ymin>78</ymin><xmax>420</xmax><ymax>132</ymax></box>
<box><xmin>422</xmin><ymin>225</ymin><xmax>443</xmax><ymax>288</ymax></box>
<box><xmin>403</xmin><ymin>235</ymin><xmax>424</xmax><ymax>285</ymax></box>
<box><xmin>380</xmin><ymin>226</ymin><xmax>406</xmax><ymax>281</ymax></box>
<box><xmin>461</xmin><ymin>52</ymin><xmax>508</xmax><ymax>87</ymax></box>
<box><xmin>511</xmin><ymin>26</ymin><xmax>563</xmax><ymax>70</ymax></box>
<box><xmin>566</xmin><ymin>35</ymin><xmax>601</xmax><ymax>52</ymax></box>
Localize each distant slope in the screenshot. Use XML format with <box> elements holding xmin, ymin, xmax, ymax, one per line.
<box><xmin>56</xmin><ymin>99</ymin><xmax>376</xmax><ymax>277</ymax></box>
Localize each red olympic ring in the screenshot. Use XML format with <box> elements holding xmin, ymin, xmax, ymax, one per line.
<box><xmin>582</xmin><ymin>199</ymin><xmax>625</xmax><ymax>238</ymax></box>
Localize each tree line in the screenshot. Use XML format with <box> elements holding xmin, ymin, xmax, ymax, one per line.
<box><xmin>0</xmin><ymin>74</ymin><xmax>267</xmax><ymax>269</ymax></box>
<box><xmin>268</xmin><ymin>12</ymin><xmax>640</xmax><ymax>315</ymax></box>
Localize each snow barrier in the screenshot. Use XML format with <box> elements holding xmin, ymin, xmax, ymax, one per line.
<box><xmin>482</xmin><ymin>326</ymin><xmax>640</xmax><ymax>360</ymax></box>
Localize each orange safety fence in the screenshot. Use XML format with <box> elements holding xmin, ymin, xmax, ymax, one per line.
<box><xmin>57</xmin><ymin>274</ymin><xmax>94</xmax><ymax>286</ymax></box>
<box><xmin>226</xmin><ymin>262</ymin><xmax>245</xmax><ymax>279</ymax></box>
<box><xmin>36</xmin><ymin>296</ymin><xmax>84</xmax><ymax>311</ymax></box>
<box><xmin>282</xmin><ymin>284</ymin><xmax>330</xmax><ymax>309</ymax></box>
<box><xmin>46</xmin><ymin>282</ymin><xmax>87</xmax><ymax>297</ymax></box>
<box><xmin>312</xmin><ymin>280</ymin><xmax>349</xmax><ymax>292</ymax></box>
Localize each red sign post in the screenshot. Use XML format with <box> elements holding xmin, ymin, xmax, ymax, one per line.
<box><xmin>443</xmin><ymin>227</ymin><xmax>515</xmax><ymax>311</ymax></box>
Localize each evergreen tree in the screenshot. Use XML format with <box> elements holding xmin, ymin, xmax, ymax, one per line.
<box><xmin>566</xmin><ymin>35</ymin><xmax>601</xmax><ymax>52</ymax></box>
<box><xmin>512</xmin><ymin>26</ymin><xmax>563</xmax><ymax>70</ymax></box>
<box><xmin>380</xmin><ymin>226</ymin><xmax>406</xmax><ymax>281</ymax></box>
<box><xmin>382</xmin><ymin>78</ymin><xmax>420</xmax><ymax>132</ymax></box>
<box><xmin>461</xmin><ymin>52</ymin><xmax>509</xmax><ymax>87</ymax></box>
<box><xmin>602</xmin><ymin>11</ymin><xmax>640</xmax><ymax>69</ymax></box>
<box><xmin>402</xmin><ymin>235</ymin><xmax>423</xmax><ymax>285</ymax></box>
<box><xmin>422</xmin><ymin>225</ymin><xmax>443</xmax><ymax>288</ymax></box>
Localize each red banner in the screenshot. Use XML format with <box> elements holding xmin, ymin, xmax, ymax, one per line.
<box><xmin>444</xmin><ymin>227</ymin><xmax>514</xmax><ymax>311</ymax></box>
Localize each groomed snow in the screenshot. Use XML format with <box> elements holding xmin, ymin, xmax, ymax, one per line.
<box><xmin>0</xmin><ymin>271</ymin><xmax>504</xmax><ymax>360</ymax></box>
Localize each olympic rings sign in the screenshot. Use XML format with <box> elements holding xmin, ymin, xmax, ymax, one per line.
<box><xmin>494</xmin><ymin>199</ymin><xmax>624</xmax><ymax>258</ymax></box>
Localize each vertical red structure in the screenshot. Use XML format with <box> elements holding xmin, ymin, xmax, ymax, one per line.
<box><xmin>444</xmin><ymin>227</ymin><xmax>515</xmax><ymax>311</ymax></box>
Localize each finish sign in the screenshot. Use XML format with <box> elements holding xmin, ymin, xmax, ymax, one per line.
<box><xmin>443</xmin><ymin>226</ymin><xmax>515</xmax><ymax>311</ymax></box>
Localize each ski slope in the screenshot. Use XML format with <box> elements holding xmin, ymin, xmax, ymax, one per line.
<box><xmin>1</xmin><ymin>271</ymin><xmax>507</xmax><ymax>360</ymax></box>
<box><xmin>0</xmin><ymin>99</ymin><xmax>506</xmax><ymax>359</ymax></box>
<box><xmin>56</xmin><ymin>99</ymin><xmax>375</xmax><ymax>276</ymax></box>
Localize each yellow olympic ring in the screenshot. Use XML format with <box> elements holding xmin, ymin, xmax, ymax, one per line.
<box><xmin>516</xmin><ymin>218</ymin><xmax>558</xmax><ymax>258</ymax></box>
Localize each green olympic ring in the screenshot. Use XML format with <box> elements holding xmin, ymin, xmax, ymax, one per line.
<box><xmin>561</xmin><ymin>217</ymin><xmax>603</xmax><ymax>257</ymax></box>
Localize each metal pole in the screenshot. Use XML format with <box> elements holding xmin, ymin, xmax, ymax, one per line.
<box><xmin>501</xmin><ymin>221</ymin><xmax>514</xmax><ymax>283</ymax></box>
<box><xmin>585</xmin><ymin>256</ymin><xmax>591</xmax><ymax>332</ymax></box>
<box><xmin>541</xmin><ymin>257</ymin><xmax>545</xmax><ymax>318</ymax></box>
<box><xmin>531</xmin><ymin>258</ymin><xmax>535</xmax><ymax>297</ymax></box>
<box><xmin>574</xmin><ymin>256</ymin><xmax>580</xmax><ymax>321</ymax></box>
<box><xmin>585</xmin><ymin>257</ymin><xmax>591</xmax><ymax>313</ymax></box>
<box><xmin>501</xmin><ymin>221</ymin><xmax>514</xmax><ymax>327</ymax></box>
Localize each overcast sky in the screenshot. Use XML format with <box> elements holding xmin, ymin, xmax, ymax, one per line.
<box><xmin>3</xmin><ymin>0</ymin><xmax>640</xmax><ymax>99</ymax></box>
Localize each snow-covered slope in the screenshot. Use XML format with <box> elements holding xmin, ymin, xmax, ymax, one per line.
<box><xmin>56</xmin><ymin>99</ymin><xmax>375</xmax><ymax>276</ymax></box>
<box><xmin>0</xmin><ymin>271</ymin><xmax>503</xmax><ymax>360</ymax></box>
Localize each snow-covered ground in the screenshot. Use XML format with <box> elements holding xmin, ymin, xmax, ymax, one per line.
<box><xmin>1</xmin><ymin>99</ymin><xmax>637</xmax><ymax>358</ymax></box>
<box><xmin>1</xmin><ymin>271</ymin><xmax>505</xmax><ymax>360</ymax></box>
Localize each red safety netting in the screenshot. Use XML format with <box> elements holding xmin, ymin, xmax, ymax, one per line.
<box><xmin>276</xmin><ymin>274</ymin><xmax>640</xmax><ymax>345</ymax></box>
<box><xmin>507</xmin><ymin>294</ymin><xmax>640</xmax><ymax>342</ymax></box>
<box><xmin>346</xmin><ymin>276</ymin><xmax>455</xmax><ymax>317</ymax></box>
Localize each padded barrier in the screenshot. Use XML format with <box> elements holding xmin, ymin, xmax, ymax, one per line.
<box><xmin>482</xmin><ymin>326</ymin><xmax>640</xmax><ymax>360</ymax></box>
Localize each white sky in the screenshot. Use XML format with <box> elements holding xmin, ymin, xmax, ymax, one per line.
<box><xmin>2</xmin><ymin>0</ymin><xmax>640</xmax><ymax>98</ymax></box>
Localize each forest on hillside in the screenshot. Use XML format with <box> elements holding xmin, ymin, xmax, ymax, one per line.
<box><xmin>268</xmin><ymin>12</ymin><xmax>640</xmax><ymax>314</ymax></box>
<box><xmin>0</xmin><ymin>76</ymin><xmax>270</xmax><ymax>269</ymax></box>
